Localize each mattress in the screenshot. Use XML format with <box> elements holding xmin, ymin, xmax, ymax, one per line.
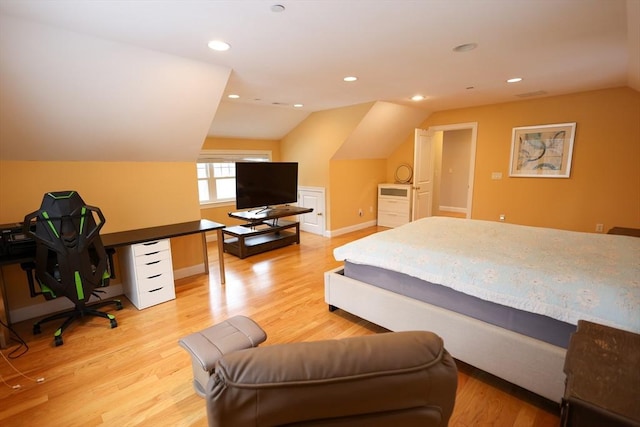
<box><xmin>344</xmin><ymin>260</ymin><xmax>576</xmax><ymax>348</ymax></box>
<box><xmin>334</xmin><ymin>217</ymin><xmax>640</xmax><ymax>334</ymax></box>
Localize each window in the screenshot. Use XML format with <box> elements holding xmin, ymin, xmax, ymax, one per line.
<box><xmin>197</xmin><ymin>150</ymin><xmax>271</xmax><ymax>205</ymax></box>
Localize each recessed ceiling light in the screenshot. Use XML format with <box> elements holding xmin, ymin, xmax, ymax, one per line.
<box><xmin>453</xmin><ymin>43</ymin><xmax>478</xmax><ymax>53</ymax></box>
<box><xmin>271</xmin><ymin>4</ymin><xmax>285</xmax><ymax>12</ymax></box>
<box><xmin>343</xmin><ymin>76</ymin><xmax>358</xmax><ymax>82</ymax></box>
<box><xmin>293</xmin><ymin>104</ymin><xmax>303</xmax><ymax>108</ymax></box>
<box><xmin>228</xmin><ymin>94</ymin><xmax>240</xmax><ymax>99</ymax></box>
<box><xmin>208</xmin><ymin>40</ymin><xmax>231</xmax><ymax>51</ymax></box>
<box><xmin>411</xmin><ymin>95</ymin><xmax>425</xmax><ymax>101</ymax></box>
<box><xmin>507</xmin><ymin>77</ymin><xmax>523</xmax><ymax>83</ymax></box>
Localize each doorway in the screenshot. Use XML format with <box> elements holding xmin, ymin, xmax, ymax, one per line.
<box><xmin>413</xmin><ymin>123</ymin><xmax>477</xmax><ymax>220</ymax></box>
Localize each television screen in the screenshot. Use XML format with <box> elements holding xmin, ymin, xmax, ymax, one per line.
<box><xmin>235</xmin><ymin>162</ymin><xmax>298</xmax><ymax>209</ymax></box>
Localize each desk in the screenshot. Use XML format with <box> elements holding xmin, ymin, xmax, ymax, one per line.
<box><xmin>0</xmin><ymin>219</ymin><xmax>226</xmax><ymax>348</ymax></box>
<box><xmin>102</xmin><ymin>219</ymin><xmax>226</xmax><ymax>281</ymax></box>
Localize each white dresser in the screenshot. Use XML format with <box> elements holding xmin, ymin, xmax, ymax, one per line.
<box><xmin>377</xmin><ymin>183</ymin><xmax>412</xmax><ymax>228</ymax></box>
<box><xmin>121</xmin><ymin>239</ymin><xmax>176</xmax><ymax>309</ymax></box>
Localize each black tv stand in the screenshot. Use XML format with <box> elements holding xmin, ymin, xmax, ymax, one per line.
<box><xmin>223</xmin><ymin>206</ymin><xmax>313</xmax><ymax>259</ymax></box>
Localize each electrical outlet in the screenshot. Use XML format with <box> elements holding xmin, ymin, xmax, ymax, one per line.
<box><xmin>595</xmin><ymin>223</ymin><xmax>604</xmax><ymax>233</ymax></box>
<box><xmin>499</xmin><ymin>214</ymin><xmax>505</xmax><ymax>222</ymax></box>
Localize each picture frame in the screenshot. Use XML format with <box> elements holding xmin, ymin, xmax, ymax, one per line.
<box><xmin>509</xmin><ymin>122</ymin><xmax>576</xmax><ymax>178</ymax></box>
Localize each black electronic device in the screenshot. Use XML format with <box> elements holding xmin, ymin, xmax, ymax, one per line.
<box><xmin>235</xmin><ymin>162</ymin><xmax>298</xmax><ymax>210</ymax></box>
<box><xmin>0</xmin><ymin>222</ymin><xmax>35</xmax><ymax>258</ymax></box>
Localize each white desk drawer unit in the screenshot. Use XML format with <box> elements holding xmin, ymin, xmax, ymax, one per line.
<box><xmin>121</xmin><ymin>239</ymin><xmax>176</xmax><ymax>310</ymax></box>
<box><xmin>378</xmin><ymin>184</ymin><xmax>412</xmax><ymax>228</ymax></box>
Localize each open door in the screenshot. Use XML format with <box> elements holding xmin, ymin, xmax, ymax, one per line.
<box><xmin>412</xmin><ymin>128</ymin><xmax>435</xmax><ymax>220</ymax></box>
<box><xmin>414</xmin><ymin>123</ymin><xmax>477</xmax><ymax>220</ymax></box>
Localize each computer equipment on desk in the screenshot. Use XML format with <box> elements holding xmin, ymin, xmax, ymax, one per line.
<box><xmin>0</xmin><ymin>222</ymin><xmax>35</xmax><ymax>258</ymax></box>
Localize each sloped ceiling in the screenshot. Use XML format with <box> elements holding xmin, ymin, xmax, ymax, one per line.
<box><xmin>0</xmin><ymin>14</ymin><xmax>230</xmax><ymax>161</ymax></box>
<box><xmin>333</xmin><ymin>102</ymin><xmax>428</xmax><ymax>160</ymax></box>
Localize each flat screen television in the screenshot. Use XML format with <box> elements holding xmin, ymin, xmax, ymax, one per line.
<box><xmin>235</xmin><ymin>162</ymin><xmax>298</xmax><ymax>210</ymax></box>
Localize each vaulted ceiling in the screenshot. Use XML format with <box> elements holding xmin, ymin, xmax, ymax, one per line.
<box><xmin>0</xmin><ymin>0</ymin><xmax>637</xmax><ymax>161</ymax></box>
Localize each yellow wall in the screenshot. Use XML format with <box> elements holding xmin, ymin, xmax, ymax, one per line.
<box><xmin>280</xmin><ymin>102</ymin><xmax>375</xmax><ymax>228</ymax></box>
<box><xmin>386</xmin><ymin>133</ymin><xmax>415</xmax><ymax>183</ymax></box>
<box><xmin>198</xmin><ymin>136</ymin><xmax>281</xmax><ymax>225</ymax></box>
<box><xmin>329</xmin><ymin>159</ymin><xmax>387</xmax><ymax>230</ymax></box>
<box><xmin>392</xmin><ymin>87</ymin><xmax>640</xmax><ymax>232</ymax></box>
<box><xmin>0</xmin><ymin>161</ymin><xmax>200</xmax><ymax>230</ymax></box>
<box><xmin>0</xmin><ymin>160</ymin><xmax>203</xmax><ymax>309</ymax></box>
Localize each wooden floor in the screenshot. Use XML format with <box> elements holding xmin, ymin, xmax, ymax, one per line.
<box><xmin>0</xmin><ymin>226</ymin><xmax>560</xmax><ymax>426</ymax></box>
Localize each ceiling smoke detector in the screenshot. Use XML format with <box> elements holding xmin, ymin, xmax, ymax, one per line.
<box><xmin>453</xmin><ymin>43</ymin><xmax>477</xmax><ymax>53</ymax></box>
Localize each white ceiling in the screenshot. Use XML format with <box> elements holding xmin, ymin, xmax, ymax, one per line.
<box><xmin>0</xmin><ymin>0</ymin><xmax>637</xmax><ymax>160</ymax></box>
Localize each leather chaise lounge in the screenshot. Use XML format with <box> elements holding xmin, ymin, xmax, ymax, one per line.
<box><xmin>179</xmin><ymin>316</ymin><xmax>458</xmax><ymax>426</ymax></box>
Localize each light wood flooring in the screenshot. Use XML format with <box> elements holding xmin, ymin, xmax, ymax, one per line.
<box><xmin>0</xmin><ymin>226</ymin><xmax>560</xmax><ymax>426</ymax></box>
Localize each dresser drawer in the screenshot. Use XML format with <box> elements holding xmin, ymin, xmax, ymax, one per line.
<box><xmin>134</xmin><ymin>283</ymin><xmax>176</xmax><ymax>310</ymax></box>
<box><xmin>136</xmin><ymin>269</ymin><xmax>175</xmax><ymax>293</ymax></box>
<box><xmin>378</xmin><ymin>198</ymin><xmax>410</xmax><ymax>213</ymax></box>
<box><xmin>121</xmin><ymin>238</ymin><xmax>175</xmax><ymax>310</ymax></box>
<box><xmin>132</xmin><ymin>239</ymin><xmax>171</xmax><ymax>256</ymax></box>
<box><xmin>378</xmin><ymin>211</ymin><xmax>410</xmax><ymax>228</ymax></box>
<box><xmin>135</xmin><ymin>259</ymin><xmax>173</xmax><ymax>282</ymax></box>
<box><xmin>133</xmin><ymin>249</ymin><xmax>171</xmax><ymax>269</ymax></box>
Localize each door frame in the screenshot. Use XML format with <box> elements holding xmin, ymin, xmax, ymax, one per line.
<box><xmin>415</xmin><ymin>122</ymin><xmax>477</xmax><ymax>219</ymax></box>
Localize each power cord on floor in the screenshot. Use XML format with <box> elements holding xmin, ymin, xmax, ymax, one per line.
<box><xmin>0</xmin><ymin>319</ymin><xmax>45</xmax><ymax>390</ymax></box>
<box><xmin>0</xmin><ymin>318</ymin><xmax>28</xmax><ymax>358</ymax></box>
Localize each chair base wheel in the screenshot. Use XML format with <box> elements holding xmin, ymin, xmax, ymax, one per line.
<box><xmin>110</xmin><ymin>318</ymin><xmax>118</xmax><ymax>328</ymax></box>
<box><xmin>54</xmin><ymin>336</ymin><xmax>63</xmax><ymax>346</ymax></box>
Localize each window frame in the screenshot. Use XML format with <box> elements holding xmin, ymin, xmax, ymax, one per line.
<box><xmin>197</xmin><ymin>150</ymin><xmax>272</xmax><ymax>207</ymax></box>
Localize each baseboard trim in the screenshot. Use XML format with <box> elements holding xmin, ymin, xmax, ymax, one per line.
<box><xmin>327</xmin><ymin>220</ymin><xmax>377</xmax><ymax>237</ymax></box>
<box><xmin>205</xmin><ymin>231</ymin><xmax>219</xmax><ymax>243</ymax></box>
<box><xmin>439</xmin><ymin>205</ymin><xmax>467</xmax><ymax>214</ymax></box>
<box><xmin>174</xmin><ymin>264</ymin><xmax>205</xmax><ymax>280</ymax></box>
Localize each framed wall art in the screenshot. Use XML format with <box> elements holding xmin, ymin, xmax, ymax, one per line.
<box><xmin>509</xmin><ymin>122</ymin><xmax>576</xmax><ymax>178</ymax></box>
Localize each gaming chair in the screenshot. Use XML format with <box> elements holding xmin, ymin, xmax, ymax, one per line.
<box><xmin>22</xmin><ymin>191</ymin><xmax>122</xmax><ymax>346</ymax></box>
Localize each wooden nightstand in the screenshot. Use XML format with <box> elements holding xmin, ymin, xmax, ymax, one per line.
<box><xmin>607</xmin><ymin>227</ymin><xmax>640</xmax><ymax>237</ymax></box>
<box><xmin>562</xmin><ymin>320</ymin><xmax>640</xmax><ymax>427</ymax></box>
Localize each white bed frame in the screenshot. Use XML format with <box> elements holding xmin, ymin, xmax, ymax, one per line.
<box><xmin>324</xmin><ymin>267</ymin><xmax>566</xmax><ymax>403</ymax></box>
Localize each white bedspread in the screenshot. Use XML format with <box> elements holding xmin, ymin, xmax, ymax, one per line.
<box><xmin>334</xmin><ymin>217</ymin><xmax>640</xmax><ymax>333</ymax></box>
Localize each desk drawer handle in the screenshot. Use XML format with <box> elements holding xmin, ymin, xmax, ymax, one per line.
<box><xmin>143</xmin><ymin>241</ymin><xmax>160</xmax><ymax>246</ymax></box>
<box><xmin>145</xmin><ymin>260</ymin><xmax>161</xmax><ymax>266</ymax></box>
<box><xmin>143</xmin><ymin>251</ymin><xmax>160</xmax><ymax>256</ymax></box>
<box><xmin>148</xmin><ymin>287</ymin><xmax>163</xmax><ymax>293</ymax></box>
<box><xmin>147</xmin><ymin>273</ymin><xmax>162</xmax><ymax>279</ymax></box>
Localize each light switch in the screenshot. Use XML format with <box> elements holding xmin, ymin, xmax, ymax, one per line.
<box><xmin>491</xmin><ymin>172</ymin><xmax>503</xmax><ymax>180</ymax></box>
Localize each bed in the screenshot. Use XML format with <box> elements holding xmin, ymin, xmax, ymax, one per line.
<box><xmin>324</xmin><ymin>217</ymin><xmax>640</xmax><ymax>403</ymax></box>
